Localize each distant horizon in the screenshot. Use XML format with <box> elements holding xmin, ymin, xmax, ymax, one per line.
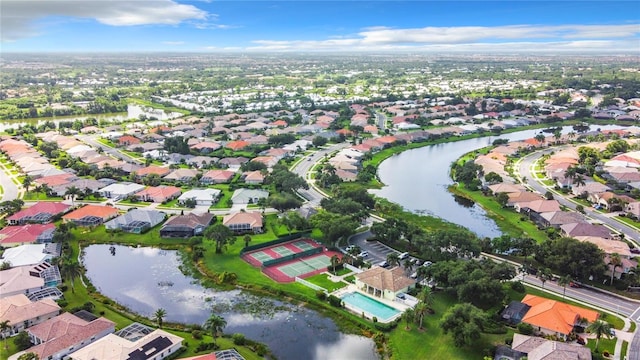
<box><xmin>2</xmin><ymin>1</ymin><xmax>639</xmax><ymax>53</ymax></box>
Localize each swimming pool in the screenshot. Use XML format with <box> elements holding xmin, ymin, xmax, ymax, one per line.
<box><xmin>341</xmin><ymin>292</ymin><xmax>401</xmax><ymax>322</ymax></box>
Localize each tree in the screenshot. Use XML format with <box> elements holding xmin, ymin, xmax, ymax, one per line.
<box><xmin>484</xmin><ymin>172</ymin><xmax>503</xmax><ymax>184</ymax></box>
<box><xmin>17</xmin><ymin>353</ymin><xmax>38</xmax><ymax>360</ymax></box>
<box><xmin>243</xmin><ymin>235</ymin><xmax>251</xmax><ymax>248</ymax></box>
<box><xmin>534</xmin><ymin>133</ymin><xmax>546</xmax><ymax>145</ymax></box>
<box><xmin>414</xmin><ymin>302</ymin><xmax>428</xmax><ymax>330</ymax></box>
<box><xmin>496</xmin><ymin>192</ymin><xmax>510</xmax><ymax>207</ymax></box>
<box><xmin>22</xmin><ymin>175</ymin><xmax>33</xmax><ymax>194</ymax></box>
<box><xmin>268</xmin><ymin>193</ymin><xmax>303</xmax><ymax>213</ymax></box>
<box><xmin>440</xmin><ymin>303</ymin><xmax>486</xmax><ymax>347</ymax></box>
<box><xmin>537</xmin><ymin>267</ymin><xmax>553</xmax><ymax>288</ymax></box>
<box><xmin>153</xmin><ymin>308</ymin><xmax>167</xmax><ymax>329</ymax></box>
<box><xmin>203</xmin><ymin>313</ymin><xmax>227</xmax><ymax>346</ymax></box>
<box><xmin>330</xmin><ymin>255</ymin><xmax>341</xmax><ymax>274</ymax></box>
<box><xmin>60</xmin><ymin>260</ymin><xmax>83</xmax><ymax>292</ymax></box>
<box><xmin>13</xmin><ymin>331</ymin><xmax>32</xmax><ymax>351</ymax></box>
<box><xmin>203</xmin><ymin>223</ymin><xmax>236</xmax><ymax>254</ymax></box>
<box><xmin>403</xmin><ymin>259</ymin><xmax>414</xmax><ymax>274</ymax></box>
<box><xmin>310</xmin><ymin>211</ymin><xmax>359</xmax><ymax>246</ymax></box>
<box><xmin>0</xmin><ymin>320</ymin><xmax>10</xmax><ymax>349</ymax></box>
<box><xmin>609</xmin><ymin>253</ymin><xmax>622</xmax><ymax>285</ymax></box>
<box><xmin>65</xmin><ymin>185</ymin><xmax>81</xmax><ymax>206</ymax></box>
<box><xmin>587</xmin><ymin>320</ymin><xmax>612</xmax><ymax>352</ymax></box>
<box><xmin>418</xmin><ymin>287</ymin><xmax>434</xmax><ymax>311</ymax></box>
<box><xmin>558</xmin><ymin>275</ymin><xmax>571</xmax><ymax>299</ymax></box>
<box><xmin>387</xmin><ymin>253</ymin><xmax>400</xmax><ymax>268</ymax></box>
<box><xmin>403</xmin><ymin>308</ymin><xmax>415</xmax><ymax>330</ymax></box>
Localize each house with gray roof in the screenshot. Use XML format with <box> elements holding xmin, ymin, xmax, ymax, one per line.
<box><xmin>98</xmin><ymin>182</ymin><xmax>145</xmax><ymax>200</ymax></box>
<box><xmin>160</xmin><ymin>213</ymin><xmax>215</xmax><ymax>238</ymax></box>
<box><xmin>104</xmin><ymin>209</ymin><xmax>166</xmax><ymax>234</ymax></box>
<box><xmin>231</xmin><ymin>188</ymin><xmax>269</xmax><ymax>205</ymax></box>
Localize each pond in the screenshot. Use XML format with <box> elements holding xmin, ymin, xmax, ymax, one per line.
<box><xmin>371</xmin><ymin>125</ymin><xmax>628</xmax><ymax>238</ymax></box>
<box><xmin>82</xmin><ymin>244</ymin><xmax>378</xmax><ymax>360</ymax></box>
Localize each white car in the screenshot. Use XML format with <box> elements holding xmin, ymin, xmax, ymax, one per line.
<box><xmin>346</xmin><ymin>245</ymin><xmax>355</xmax><ymax>252</ymax></box>
<box><xmin>358</xmin><ymin>251</ymin><xmax>369</xmax><ymax>258</ymax></box>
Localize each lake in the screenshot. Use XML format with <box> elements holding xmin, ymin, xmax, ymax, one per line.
<box><xmin>82</xmin><ymin>244</ymin><xmax>378</xmax><ymax>360</ymax></box>
<box><xmin>372</xmin><ymin>125</ymin><xmax>629</xmax><ymax>238</ymax></box>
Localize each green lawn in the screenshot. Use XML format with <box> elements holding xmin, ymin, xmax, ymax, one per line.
<box><xmin>389</xmin><ymin>292</ymin><xmax>514</xmax><ymax>360</ymax></box>
<box><xmin>305</xmin><ymin>273</ymin><xmax>348</xmax><ymax>292</ymax></box>
<box><xmin>617</xmin><ymin>216</ymin><xmax>640</xmax><ymax>230</ymax></box>
<box><xmin>449</xmin><ymin>185</ymin><xmax>549</xmax><ymax>243</ymax></box>
<box><xmin>622</xmin><ymin>340</ymin><xmax>629</xmax><ymax>359</ymax></box>
<box><xmin>586</xmin><ymin>336</ymin><xmax>616</xmax><ymax>355</ymax></box>
<box><xmin>23</xmin><ymin>192</ymin><xmax>64</xmax><ymax>201</ymax></box>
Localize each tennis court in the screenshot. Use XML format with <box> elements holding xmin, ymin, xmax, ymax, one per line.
<box><xmin>293</xmin><ymin>240</ymin><xmax>316</xmax><ymax>251</ymax></box>
<box><xmin>249</xmin><ymin>251</ymin><xmax>273</xmax><ymax>264</ymax></box>
<box><xmin>272</xmin><ymin>245</ymin><xmax>295</xmax><ymax>257</ymax></box>
<box><xmin>275</xmin><ymin>254</ymin><xmax>332</xmax><ymax>278</ymax></box>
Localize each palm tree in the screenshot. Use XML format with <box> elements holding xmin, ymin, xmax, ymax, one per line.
<box><xmin>558</xmin><ymin>275</ymin><xmax>571</xmax><ymax>299</ymax></box>
<box><xmin>330</xmin><ymin>255</ymin><xmax>341</xmax><ymax>274</ymax></box>
<box><xmin>609</xmin><ymin>253</ymin><xmax>622</xmax><ymax>285</ymax></box>
<box><xmin>203</xmin><ymin>313</ymin><xmax>227</xmax><ymax>346</ymax></box>
<box><xmin>403</xmin><ymin>259</ymin><xmax>413</xmax><ymax>274</ymax></box>
<box><xmin>574</xmin><ymin>174</ymin><xmax>586</xmax><ymax>188</ymax></box>
<box><xmin>65</xmin><ymin>186</ymin><xmax>81</xmax><ymax>207</ymax></box>
<box><xmin>22</xmin><ymin>175</ymin><xmax>33</xmax><ymax>195</ymax></box>
<box><xmin>60</xmin><ymin>261</ymin><xmax>82</xmax><ymax>293</ymax></box>
<box><xmin>418</xmin><ymin>287</ymin><xmax>434</xmax><ymax>311</ymax></box>
<box><xmin>243</xmin><ymin>235</ymin><xmax>251</xmax><ymax>248</ymax></box>
<box><xmin>537</xmin><ymin>268</ymin><xmax>552</xmax><ymax>288</ymax></box>
<box><xmin>402</xmin><ymin>308</ymin><xmax>415</xmax><ymax>330</ymax></box>
<box><xmin>534</xmin><ymin>133</ymin><xmax>546</xmax><ymax>146</ymax></box>
<box><xmin>387</xmin><ymin>253</ymin><xmax>400</xmax><ymax>268</ymax></box>
<box><xmin>586</xmin><ymin>320</ymin><xmax>613</xmax><ymax>351</ymax></box>
<box><xmin>414</xmin><ymin>302</ymin><xmax>428</xmax><ymax>330</ymax></box>
<box><xmin>0</xmin><ymin>320</ymin><xmax>11</xmax><ymax>349</ymax></box>
<box><xmin>153</xmin><ymin>308</ymin><xmax>167</xmax><ymax>329</ymax></box>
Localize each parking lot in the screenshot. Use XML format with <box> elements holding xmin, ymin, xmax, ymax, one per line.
<box><xmin>346</xmin><ymin>230</ymin><xmax>424</xmax><ymax>273</ymax></box>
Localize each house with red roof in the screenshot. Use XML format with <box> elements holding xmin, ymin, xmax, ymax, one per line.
<box><xmin>225</xmin><ymin>140</ymin><xmax>250</xmax><ymax>151</ymax></box>
<box><xmin>0</xmin><ymin>224</ymin><xmax>56</xmax><ymax>247</ymax></box>
<box><xmin>117</xmin><ymin>135</ymin><xmax>141</xmax><ymax>147</ymax></box>
<box><xmin>7</xmin><ymin>202</ymin><xmax>71</xmax><ymax>226</ymax></box>
<box><xmin>62</xmin><ymin>205</ymin><xmax>120</xmax><ymax>227</ymax></box>
<box><xmin>17</xmin><ymin>312</ymin><xmax>115</xmax><ymax>360</ymax></box>
<box><xmin>201</xmin><ymin>169</ymin><xmax>235</xmax><ymax>184</ymax></box>
<box><xmin>135</xmin><ymin>185</ymin><xmax>182</xmax><ymax>203</ymax></box>
<box><xmin>135</xmin><ymin>165</ymin><xmax>171</xmax><ymax>178</ymax></box>
<box><xmin>190</xmin><ymin>141</ymin><xmax>222</xmax><ymax>153</ymax></box>
<box><xmin>222</xmin><ymin>211</ymin><xmax>263</xmax><ymax>233</ymax></box>
<box><xmin>521</xmin><ymin>294</ymin><xmax>599</xmax><ymax>338</ymax></box>
<box><xmin>271</xmin><ymin>120</ymin><xmax>288</xmax><ymax>127</ymax></box>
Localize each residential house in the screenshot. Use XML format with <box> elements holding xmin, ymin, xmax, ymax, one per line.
<box><xmin>560</xmin><ymin>222</ymin><xmax>612</xmax><ymax>239</ymax></box>
<box><xmin>98</xmin><ymin>182</ymin><xmax>145</xmax><ymax>200</ymax></box>
<box><xmin>178</xmin><ymin>188</ymin><xmax>222</xmax><ymax>206</ymax></box>
<box><xmin>135</xmin><ymin>185</ymin><xmax>182</xmax><ymax>203</ymax></box>
<box><xmin>1</xmin><ymin>243</ymin><xmax>59</xmax><ymax>267</ymax></box>
<box><xmin>572</xmin><ymin>182</ymin><xmax>611</xmax><ymax>198</ymax></box>
<box><xmin>135</xmin><ymin>165</ymin><xmax>171</xmax><ymax>178</ymax></box>
<box><xmin>0</xmin><ymin>266</ymin><xmax>46</xmax><ymax>298</ymax></box>
<box><xmin>201</xmin><ymin>169</ymin><xmax>235</xmax><ymax>184</ymax></box>
<box><xmin>63</xmin><ymin>205</ymin><xmax>120</xmax><ymax>227</ymax></box>
<box><xmin>7</xmin><ymin>202</ymin><xmax>71</xmax><ymax>225</ymax></box>
<box><xmin>160</xmin><ymin>213</ymin><xmax>215</xmax><ymax>238</ymax></box>
<box><xmin>231</xmin><ymin>188</ymin><xmax>269</xmax><ymax>205</ymax></box>
<box><xmin>186</xmin><ymin>156</ymin><xmax>218</xmax><ymax>168</ymax></box>
<box><xmin>0</xmin><ymin>224</ymin><xmax>56</xmax><ymax>247</ymax></box>
<box><xmin>514</xmin><ymin>200</ymin><xmax>561</xmax><ymax>225</ymax></box>
<box><xmin>355</xmin><ymin>266</ymin><xmax>416</xmax><ymax>301</ymax></box>
<box><xmin>538</xmin><ymin>211</ymin><xmax>587</xmax><ymax>229</ymax></box>
<box><xmin>104</xmin><ymin>209</ymin><xmax>166</xmax><ymax>234</ymax></box>
<box><xmin>163</xmin><ymin>168</ymin><xmax>199</xmax><ymax>183</ymax></box>
<box><xmin>500</xmin><ymin>301</ymin><xmax>531</xmax><ymax>325</ymax></box>
<box><xmin>223</xmin><ymin>211</ymin><xmax>263</xmax><ymax>233</ymax></box>
<box><xmin>68</xmin><ymin>325</ymin><xmax>183</xmax><ymax>360</ymax></box>
<box><xmin>251</xmin><ymin>156</ymin><xmax>278</xmax><ymax>168</ymax></box>
<box><xmin>604</xmin><ymin>253</ymin><xmax>638</xmax><ymax>280</ymax></box>
<box><xmin>242</xmin><ymin>170</ymin><xmax>265</xmax><ymax>184</ymax></box>
<box><xmin>626</xmin><ymin>202</ymin><xmax>640</xmax><ymax>220</ymax></box>
<box><xmin>225</xmin><ymin>140</ymin><xmax>250</xmax><ymax>151</ymax></box>
<box><xmin>190</xmin><ymin>141</ymin><xmax>221</xmax><ymax>153</ymax></box>
<box><xmin>10</xmin><ymin>313</ymin><xmax>115</xmax><ymax>360</ymax></box>
<box><xmin>117</xmin><ymin>135</ymin><xmax>141</xmax><ymax>147</ymax></box>
<box><xmin>507</xmin><ymin>192</ymin><xmax>542</xmax><ymax>207</ymax></box>
<box><xmin>51</xmin><ymin>179</ymin><xmax>106</xmax><ymax>197</ymax></box>
<box><xmin>0</xmin><ymin>294</ymin><xmax>61</xmax><ymax>337</ymax></box>
<box><xmin>521</xmin><ymin>294</ymin><xmax>599</xmax><ymax>338</ymax></box>
<box><xmin>507</xmin><ymin>334</ymin><xmax>592</xmax><ymax>360</ymax></box>
<box><xmin>219</xmin><ymin>157</ymin><xmax>249</xmax><ymax>171</ymax></box>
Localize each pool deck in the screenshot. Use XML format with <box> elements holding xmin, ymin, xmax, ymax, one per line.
<box><xmin>334</xmin><ymin>284</ymin><xmax>412</xmax><ymax>323</ymax></box>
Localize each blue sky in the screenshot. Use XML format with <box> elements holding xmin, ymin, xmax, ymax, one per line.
<box><xmin>2</xmin><ymin>1</ymin><xmax>639</xmax><ymax>52</ymax></box>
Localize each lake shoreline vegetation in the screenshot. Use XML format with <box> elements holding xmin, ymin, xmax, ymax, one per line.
<box><xmin>1</xmin><ymin>56</ymin><xmax>640</xmax><ymax>360</ymax></box>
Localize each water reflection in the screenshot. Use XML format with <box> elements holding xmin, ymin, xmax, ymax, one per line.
<box><xmin>83</xmin><ymin>244</ymin><xmax>378</xmax><ymax>360</ymax></box>
<box><xmin>373</xmin><ymin>125</ymin><xmax>628</xmax><ymax>238</ymax></box>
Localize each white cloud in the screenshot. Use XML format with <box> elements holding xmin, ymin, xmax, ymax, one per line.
<box><xmin>247</xmin><ymin>24</ymin><xmax>640</xmax><ymax>53</ymax></box>
<box><xmin>1</xmin><ymin>0</ymin><xmax>209</xmax><ymax>41</ymax></box>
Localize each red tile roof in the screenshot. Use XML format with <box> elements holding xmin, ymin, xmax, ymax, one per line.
<box><xmin>7</xmin><ymin>202</ymin><xmax>70</xmax><ymax>223</ymax></box>
<box><xmin>0</xmin><ymin>224</ymin><xmax>55</xmax><ymax>245</ymax></box>
<box><xmin>521</xmin><ymin>295</ymin><xmax>599</xmax><ymax>335</ymax></box>
<box><xmin>62</xmin><ymin>204</ymin><xmax>119</xmax><ymax>221</ymax></box>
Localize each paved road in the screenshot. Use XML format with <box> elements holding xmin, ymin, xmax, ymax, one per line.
<box><xmin>518</xmin><ymin>149</ymin><xmax>639</xmax><ymax>244</ymax></box>
<box><xmin>290</xmin><ymin>143</ymin><xmax>350</xmax><ymax>207</ymax></box>
<box><xmin>375</xmin><ymin>112</ymin><xmax>387</xmax><ymax>131</ymax></box>
<box><xmin>0</xmin><ymin>160</ymin><xmax>21</xmax><ymax>202</ymax></box>
<box><xmin>76</xmin><ymin>134</ymin><xmax>143</xmax><ymax>165</ymax></box>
